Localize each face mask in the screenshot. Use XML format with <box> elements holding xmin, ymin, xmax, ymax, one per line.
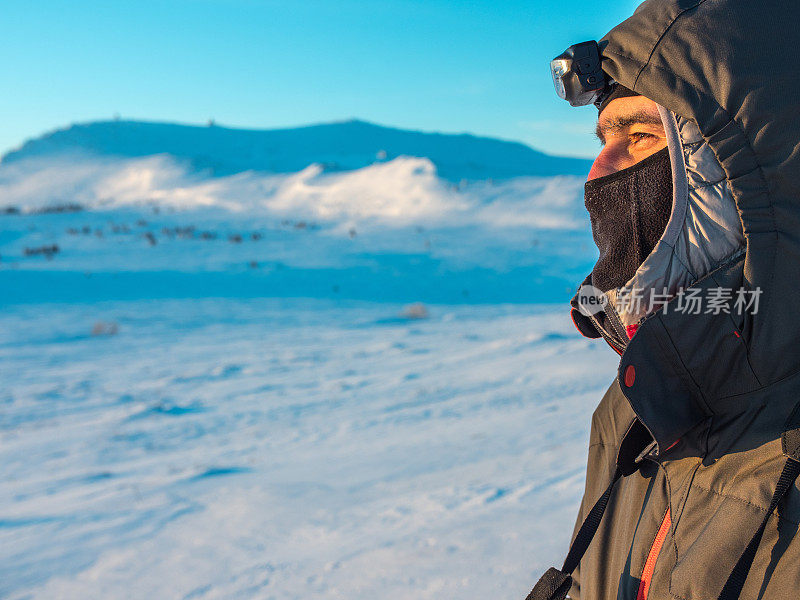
<box><xmin>584</xmin><ymin>147</ymin><xmax>673</xmax><ymax>293</ymax></box>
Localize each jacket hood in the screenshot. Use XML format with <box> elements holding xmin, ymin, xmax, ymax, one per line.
<box><xmin>576</xmin><ymin>0</ymin><xmax>800</xmax><ymax>455</ymax></box>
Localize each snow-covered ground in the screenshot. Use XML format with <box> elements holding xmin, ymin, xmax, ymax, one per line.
<box><xmin>1</xmin><ymin>300</ymin><xmax>617</xmax><ymax>599</ymax></box>
<box><xmin>0</xmin><ymin>120</ymin><xmax>615</xmax><ymax>598</ymax></box>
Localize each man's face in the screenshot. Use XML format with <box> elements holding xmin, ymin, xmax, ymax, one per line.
<box><xmin>588</xmin><ymin>95</ymin><xmax>668</xmax><ymax>180</ymax></box>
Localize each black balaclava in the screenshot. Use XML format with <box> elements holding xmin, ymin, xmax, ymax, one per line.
<box><xmin>597</xmin><ymin>84</ymin><xmax>640</xmax><ymax>114</ymax></box>
<box><xmin>584</xmin><ymin>147</ymin><xmax>673</xmax><ymax>293</ymax></box>
<box><xmin>570</xmin><ymin>88</ymin><xmax>674</xmax><ymax>348</ymax></box>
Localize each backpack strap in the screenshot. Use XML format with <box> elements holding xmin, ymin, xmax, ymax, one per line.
<box><xmin>716</xmin><ymin>457</ymin><xmax>800</xmax><ymax>600</ymax></box>
<box><xmin>717</xmin><ymin>404</ymin><xmax>800</xmax><ymax>600</ymax></box>
<box><xmin>525</xmin><ymin>419</ymin><xmax>655</xmax><ymax>600</ymax></box>
<box><xmin>525</xmin><ymin>467</ymin><xmax>622</xmax><ymax>600</ymax></box>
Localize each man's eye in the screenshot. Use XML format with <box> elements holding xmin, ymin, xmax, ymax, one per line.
<box><xmin>629</xmin><ymin>132</ymin><xmax>657</xmax><ymax>144</ymax></box>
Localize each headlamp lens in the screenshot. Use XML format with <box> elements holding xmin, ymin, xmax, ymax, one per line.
<box><xmin>551</xmin><ymin>59</ymin><xmax>568</xmax><ymax>100</ymax></box>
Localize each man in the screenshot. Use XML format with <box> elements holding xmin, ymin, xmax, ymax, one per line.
<box><xmin>527</xmin><ymin>1</ymin><xmax>800</xmax><ymax>599</ymax></box>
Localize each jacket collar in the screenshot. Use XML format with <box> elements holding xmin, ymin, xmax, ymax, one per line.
<box><xmin>614</xmin><ymin>253</ymin><xmax>800</xmax><ymax>457</ymax></box>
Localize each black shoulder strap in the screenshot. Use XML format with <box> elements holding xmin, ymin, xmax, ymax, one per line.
<box><xmin>717</xmin><ymin>457</ymin><xmax>800</xmax><ymax>600</ymax></box>
<box><xmin>717</xmin><ymin>412</ymin><xmax>800</xmax><ymax>600</ymax></box>
<box><xmin>525</xmin><ymin>467</ymin><xmax>622</xmax><ymax>600</ymax></box>
<box><xmin>525</xmin><ymin>419</ymin><xmax>654</xmax><ymax>600</ymax></box>
<box><xmin>562</xmin><ymin>466</ymin><xmax>622</xmax><ymax>575</ymax></box>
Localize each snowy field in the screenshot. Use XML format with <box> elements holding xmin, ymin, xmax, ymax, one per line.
<box><xmin>1</xmin><ymin>299</ymin><xmax>617</xmax><ymax>599</ymax></box>
<box><xmin>0</xmin><ymin>120</ymin><xmax>615</xmax><ymax>598</ymax></box>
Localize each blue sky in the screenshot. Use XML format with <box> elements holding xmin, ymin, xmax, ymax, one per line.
<box><xmin>1</xmin><ymin>0</ymin><xmax>639</xmax><ymax>159</ymax></box>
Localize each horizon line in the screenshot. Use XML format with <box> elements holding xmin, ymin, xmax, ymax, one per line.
<box><xmin>3</xmin><ymin>116</ymin><xmax>597</xmax><ymax>163</ymax></box>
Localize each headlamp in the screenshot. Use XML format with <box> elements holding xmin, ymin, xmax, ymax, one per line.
<box><xmin>550</xmin><ymin>41</ymin><xmax>613</xmax><ymax>108</ymax></box>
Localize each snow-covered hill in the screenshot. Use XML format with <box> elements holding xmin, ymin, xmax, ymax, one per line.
<box><xmin>0</xmin><ymin>119</ymin><xmax>596</xmax><ymax>304</ymax></box>
<box><xmin>0</xmin><ymin>120</ymin><xmax>612</xmax><ymax>599</ymax></box>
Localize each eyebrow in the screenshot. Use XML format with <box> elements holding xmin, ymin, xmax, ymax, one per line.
<box><xmin>595</xmin><ymin>110</ymin><xmax>664</xmax><ymax>143</ymax></box>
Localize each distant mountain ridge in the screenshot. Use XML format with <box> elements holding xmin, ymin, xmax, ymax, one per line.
<box><xmin>1</xmin><ymin>119</ymin><xmax>592</xmax><ymax>182</ymax></box>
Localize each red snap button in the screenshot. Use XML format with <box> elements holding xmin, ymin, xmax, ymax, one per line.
<box><xmin>624</xmin><ymin>365</ymin><xmax>636</xmax><ymax>387</ymax></box>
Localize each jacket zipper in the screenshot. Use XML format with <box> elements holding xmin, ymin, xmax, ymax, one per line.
<box><xmin>636</xmin><ymin>507</ymin><xmax>671</xmax><ymax>600</ymax></box>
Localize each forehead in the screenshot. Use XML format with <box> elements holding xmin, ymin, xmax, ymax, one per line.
<box><xmin>597</xmin><ymin>95</ymin><xmax>663</xmax><ymax>133</ymax></box>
